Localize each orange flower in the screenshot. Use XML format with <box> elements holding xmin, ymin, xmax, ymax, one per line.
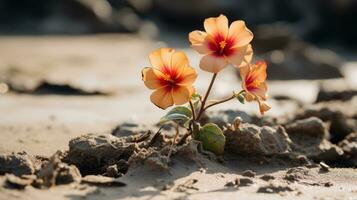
<box><xmin>240</xmin><ymin>60</ymin><xmax>271</xmax><ymax>115</ymax></box>
<box><xmin>189</xmin><ymin>14</ymin><xmax>253</xmax><ymax>73</ymax></box>
<box><xmin>142</xmin><ymin>48</ymin><xmax>197</xmax><ymax>109</ymax></box>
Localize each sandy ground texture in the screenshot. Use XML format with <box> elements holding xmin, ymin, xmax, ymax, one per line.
<box><xmin>0</xmin><ymin>35</ymin><xmax>357</xmax><ymax>200</ymax></box>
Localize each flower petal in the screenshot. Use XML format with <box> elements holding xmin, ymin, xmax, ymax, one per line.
<box><xmin>150</xmin><ymin>87</ymin><xmax>174</xmax><ymax>109</ymax></box>
<box><xmin>189</xmin><ymin>31</ymin><xmax>211</xmax><ymax>54</ymax></box>
<box><xmin>204</xmin><ymin>14</ymin><xmax>228</xmax><ymax>38</ymax></box>
<box><xmin>172</xmin><ymin>86</ymin><xmax>190</xmax><ymax>105</ymax></box>
<box><xmin>228</xmin><ymin>20</ymin><xmax>253</xmax><ymax>48</ymax></box>
<box><xmin>200</xmin><ymin>54</ymin><xmax>228</xmax><ymax>73</ymax></box>
<box><xmin>227</xmin><ymin>44</ymin><xmax>253</xmax><ymax>67</ymax></box>
<box><xmin>149</xmin><ymin>49</ymin><xmax>163</xmax><ymax>69</ymax></box>
<box><xmin>258</xmin><ymin>100</ymin><xmax>271</xmax><ymax>115</ymax></box>
<box><xmin>149</xmin><ymin>48</ymin><xmax>175</xmax><ymax>73</ymax></box>
<box><xmin>251</xmin><ymin>82</ymin><xmax>268</xmax><ymax>100</ymax></box>
<box><xmin>187</xmin><ymin>85</ymin><xmax>196</xmax><ymax>96</ymax></box>
<box><xmin>178</xmin><ymin>66</ymin><xmax>197</xmax><ymax>86</ymax></box>
<box><xmin>142</xmin><ymin>67</ymin><xmax>163</xmax><ymax>90</ymax></box>
<box><xmin>171</xmin><ymin>51</ymin><xmax>189</xmax><ymax>77</ymax></box>
<box><xmin>251</xmin><ymin>60</ymin><xmax>267</xmax><ymax>83</ymax></box>
<box><xmin>244</xmin><ymin>92</ymin><xmax>255</xmax><ymax>102</ymax></box>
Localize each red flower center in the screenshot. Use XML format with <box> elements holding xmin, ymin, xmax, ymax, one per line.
<box><xmin>208</xmin><ymin>34</ymin><xmax>235</xmax><ymax>57</ymax></box>
<box><xmin>245</xmin><ymin>74</ymin><xmax>259</xmax><ymax>92</ymax></box>
<box><xmin>158</xmin><ymin>65</ymin><xmax>183</xmax><ymax>90</ymax></box>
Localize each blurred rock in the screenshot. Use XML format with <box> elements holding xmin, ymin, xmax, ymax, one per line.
<box><xmin>296</xmin><ymin>102</ymin><xmax>357</xmax><ymax>143</ymax></box>
<box><xmin>225</xmin><ymin>123</ymin><xmax>292</xmax><ymax>156</ymax></box>
<box><xmin>285</xmin><ymin>117</ymin><xmax>343</xmax><ymax>162</ymax></box>
<box><xmin>202</xmin><ymin>110</ymin><xmax>252</xmax><ymax>129</ymax></box>
<box><xmin>0</xmin><ymin>152</ymin><xmax>35</xmax><ymax>177</ymax></box>
<box><xmin>111</xmin><ymin>122</ymin><xmax>147</xmax><ymax>138</ymax></box>
<box><xmin>316</xmin><ymin>79</ymin><xmax>357</xmax><ymax>102</ymax></box>
<box><xmin>0</xmin><ymin>0</ymin><xmax>146</xmax><ymax>34</ymax></box>
<box><xmin>285</xmin><ymin>117</ymin><xmax>329</xmax><ymax>139</ymax></box>
<box><xmin>254</xmin><ymin>24</ymin><xmax>343</xmax><ymax>80</ymax></box>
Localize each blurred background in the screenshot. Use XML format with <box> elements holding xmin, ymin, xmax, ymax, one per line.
<box><xmin>0</xmin><ymin>0</ymin><xmax>356</xmax><ymax>155</ymax></box>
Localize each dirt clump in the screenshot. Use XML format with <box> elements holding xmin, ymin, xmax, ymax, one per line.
<box><xmin>66</xmin><ymin>134</ymin><xmax>136</xmax><ymax>174</ymax></box>
<box><xmin>225</xmin><ymin>123</ymin><xmax>292</xmax><ymax>156</ymax></box>
<box><xmin>0</xmin><ymin>151</ymin><xmax>35</xmax><ymax>176</ymax></box>
<box><xmin>257</xmin><ymin>182</ymin><xmax>294</xmax><ymax>193</ymax></box>
<box><xmin>128</xmin><ymin>147</ymin><xmax>170</xmax><ymax>171</ymax></box>
<box><xmin>36</xmin><ymin>151</ymin><xmax>81</xmax><ymax>188</ymax></box>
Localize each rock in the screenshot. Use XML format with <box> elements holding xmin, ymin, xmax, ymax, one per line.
<box><xmin>242</xmin><ymin>170</ymin><xmax>256</xmax><ymax>178</ymax></box>
<box><xmin>66</xmin><ymin>134</ymin><xmax>136</xmax><ymax>174</ymax></box>
<box><xmin>0</xmin><ymin>151</ymin><xmax>35</xmax><ymax>176</ymax></box>
<box><xmin>257</xmin><ymin>183</ymin><xmax>294</xmax><ymax>193</ymax></box>
<box><xmin>239</xmin><ymin>177</ymin><xmax>254</xmax><ymax>187</ymax></box>
<box><xmin>260</xmin><ymin>174</ymin><xmax>275</xmax><ymax>181</ymax></box>
<box><xmin>81</xmin><ymin>175</ymin><xmax>126</xmax><ymax>187</ymax></box>
<box><xmin>37</xmin><ymin>151</ymin><xmax>81</xmax><ymax>188</ymax></box>
<box><xmin>225</xmin><ymin>123</ymin><xmax>292</xmax><ymax>156</ymax></box>
<box><xmin>4</xmin><ymin>174</ymin><xmax>33</xmax><ymax>190</ymax></box>
<box><xmin>285</xmin><ymin>117</ymin><xmax>344</xmax><ymax>162</ymax></box>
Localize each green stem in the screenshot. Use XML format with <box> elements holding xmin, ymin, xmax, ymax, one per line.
<box><xmin>196</xmin><ymin>73</ymin><xmax>217</xmax><ymax>120</ymax></box>
<box><xmin>189</xmin><ymin>100</ymin><xmax>196</xmax><ymax>121</ymax></box>
<box><xmin>202</xmin><ymin>95</ymin><xmax>235</xmax><ymax>112</ymax></box>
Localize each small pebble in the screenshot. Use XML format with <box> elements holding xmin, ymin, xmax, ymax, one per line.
<box><xmin>319</xmin><ymin>162</ymin><xmax>330</xmax><ymax>172</ymax></box>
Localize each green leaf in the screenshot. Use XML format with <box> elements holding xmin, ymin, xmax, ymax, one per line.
<box><xmin>197</xmin><ymin>123</ymin><xmax>226</xmax><ymax>155</ymax></box>
<box><xmin>159</xmin><ymin>106</ymin><xmax>192</xmax><ymax>126</ymax></box>
<box><xmin>191</xmin><ymin>93</ymin><xmax>202</xmax><ymax>109</ymax></box>
<box><xmin>236</xmin><ymin>93</ymin><xmax>245</xmax><ymax>104</ymax></box>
